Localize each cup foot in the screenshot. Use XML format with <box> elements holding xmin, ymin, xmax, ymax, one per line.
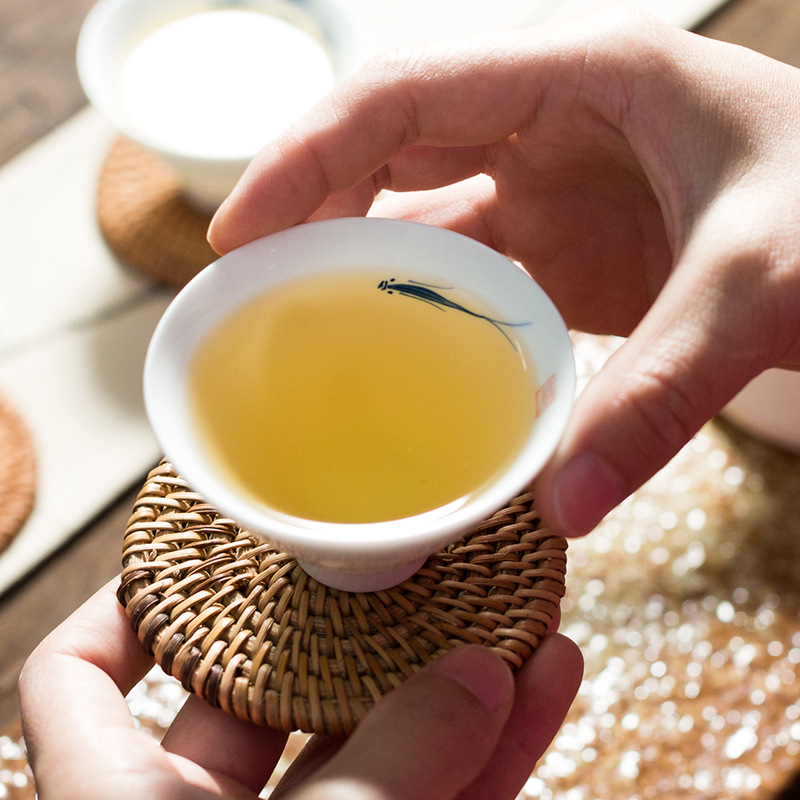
<box><xmin>297</xmin><ymin>557</ymin><xmax>428</xmax><ymax>592</ymax></box>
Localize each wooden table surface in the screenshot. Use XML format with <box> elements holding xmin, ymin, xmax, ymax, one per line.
<box><xmin>2</xmin><ymin>0</ymin><xmax>800</xmax><ymax>796</ymax></box>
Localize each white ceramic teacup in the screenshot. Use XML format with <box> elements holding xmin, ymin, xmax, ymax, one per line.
<box><xmin>722</xmin><ymin>368</ymin><xmax>800</xmax><ymax>453</ymax></box>
<box><xmin>77</xmin><ymin>0</ymin><xmax>367</xmax><ymax>212</ymax></box>
<box><xmin>144</xmin><ymin>218</ymin><xmax>576</xmax><ymax>591</ymax></box>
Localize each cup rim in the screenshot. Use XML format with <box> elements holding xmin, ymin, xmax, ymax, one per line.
<box><xmin>144</xmin><ymin>218</ymin><xmax>575</xmax><ymax>570</ymax></box>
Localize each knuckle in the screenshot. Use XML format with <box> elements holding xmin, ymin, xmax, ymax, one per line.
<box><xmin>614</xmin><ymin>359</ymin><xmax>706</xmax><ymax>464</ymax></box>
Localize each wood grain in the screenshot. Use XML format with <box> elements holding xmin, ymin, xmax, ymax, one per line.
<box><xmin>0</xmin><ymin>0</ymin><xmax>98</xmax><ymax>166</ymax></box>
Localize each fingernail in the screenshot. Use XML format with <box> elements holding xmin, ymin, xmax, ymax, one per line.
<box><xmin>429</xmin><ymin>647</ymin><xmax>512</xmax><ymax>712</ymax></box>
<box><xmin>553</xmin><ymin>452</ymin><xmax>627</xmax><ymax>537</ymax></box>
<box><xmin>206</xmin><ymin>214</ymin><xmax>222</xmax><ymax>250</ymax></box>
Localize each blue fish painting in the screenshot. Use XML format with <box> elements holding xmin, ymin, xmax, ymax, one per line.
<box><xmin>377</xmin><ymin>278</ymin><xmax>530</xmax><ymax>346</ymax></box>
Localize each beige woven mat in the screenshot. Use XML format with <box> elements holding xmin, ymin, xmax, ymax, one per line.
<box><xmin>118</xmin><ymin>461</ymin><xmax>567</xmax><ymax>735</ymax></box>
<box><xmin>0</xmin><ymin>391</ymin><xmax>35</xmax><ymax>556</ymax></box>
<box><xmin>97</xmin><ymin>137</ymin><xmax>217</xmax><ymax>288</ymax></box>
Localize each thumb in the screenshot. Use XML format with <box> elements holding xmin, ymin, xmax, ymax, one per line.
<box><xmin>535</xmin><ymin>258</ymin><xmax>773</xmax><ymax>538</ymax></box>
<box><xmin>289</xmin><ymin>646</ymin><xmax>514</xmax><ymax>800</ymax></box>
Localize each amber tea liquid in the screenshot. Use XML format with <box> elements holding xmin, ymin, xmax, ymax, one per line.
<box><xmin>189</xmin><ymin>271</ymin><xmax>536</xmax><ymax>523</ymax></box>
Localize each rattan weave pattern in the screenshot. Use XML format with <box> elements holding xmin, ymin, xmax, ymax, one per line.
<box><xmin>118</xmin><ymin>461</ymin><xmax>567</xmax><ymax>734</ymax></box>
<box><xmin>97</xmin><ymin>137</ymin><xmax>216</xmax><ymax>288</ymax></box>
<box><xmin>0</xmin><ymin>390</ymin><xmax>36</xmax><ymax>554</ymax></box>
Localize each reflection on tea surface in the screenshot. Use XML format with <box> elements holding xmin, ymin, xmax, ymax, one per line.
<box><xmin>190</xmin><ymin>270</ymin><xmax>536</xmax><ymax>523</ymax></box>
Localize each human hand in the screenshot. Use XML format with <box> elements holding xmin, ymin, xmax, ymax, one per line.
<box><xmin>19</xmin><ymin>578</ymin><xmax>581</xmax><ymax>799</ymax></box>
<box><xmin>208</xmin><ymin>9</ymin><xmax>800</xmax><ymax>538</ymax></box>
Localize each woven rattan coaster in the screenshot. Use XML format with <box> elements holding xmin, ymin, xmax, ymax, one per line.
<box><xmin>96</xmin><ymin>137</ymin><xmax>218</xmax><ymax>288</ymax></box>
<box><xmin>0</xmin><ymin>391</ymin><xmax>36</xmax><ymax>554</ymax></box>
<box><xmin>119</xmin><ymin>460</ymin><xmax>567</xmax><ymax>735</ymax></box>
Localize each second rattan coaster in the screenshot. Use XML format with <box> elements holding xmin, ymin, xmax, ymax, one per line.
<box><xmin>0</xmin><ymin>390</ymin><xmax>36</xmax><ymax>554</ymax></box>
<box><xmin>96</xmin><ymin>137</ymin><xmax>218</xmax><ymax>288</ymax></box>
<box><xmin>119</xmin><ymin>461</ymin><xmax>567</xmax><ymax>735</ymax></box>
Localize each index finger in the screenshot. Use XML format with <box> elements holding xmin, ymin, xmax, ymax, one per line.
<box><xmin>206</xmin><ymin>27</ymin><xmax>572</xmax><ymax>253</ymax></box>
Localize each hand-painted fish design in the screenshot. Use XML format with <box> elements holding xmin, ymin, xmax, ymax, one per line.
<box><xmin>378</xmin><ymin>278</ymin><xmax>530</xmax><ymax>346</ymax></box>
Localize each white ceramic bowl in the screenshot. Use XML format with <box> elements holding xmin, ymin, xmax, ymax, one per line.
<box><xmin>77</xmin><ymin>0</ymin><xmax>367</xmax><ymax>212</ymax></box>
<box><xmin>722</xmin><ymin>368</ymin><xmax>800</xmax><ymax>453</ymax></box>
<box><xmin>144</xmin><ymin>218</ymin><xmax>576</xmax><ymax>590</ymax></box>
